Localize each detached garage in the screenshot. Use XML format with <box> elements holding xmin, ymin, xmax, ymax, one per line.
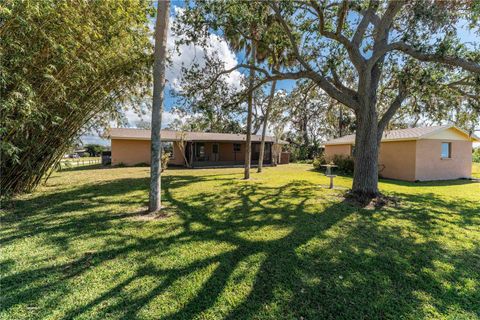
<box><xmin>324</xmin><ymin>125</ymin><xmax>479</xmax><ymax>181</ymax></box>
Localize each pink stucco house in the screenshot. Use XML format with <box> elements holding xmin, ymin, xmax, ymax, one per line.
<box><xmin>108</xmin><ymin>128</ymin><xmax>289</xmax><ymax>168</ymax></box>
<box><xmin>324</xmin><ymin>125</ymin><xmax>479</xmax><ymax>181</ymax></box>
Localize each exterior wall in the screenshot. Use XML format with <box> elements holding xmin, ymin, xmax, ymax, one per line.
<box><xmin>111</xmin><ymin>139</ymin><xmax>150</xmax><ymax>165</ymax></box>
<box><xmin>191</xmin><ymin>142</ymin><xmax>272</xmax><ymax>166</ymax></box>
<box><xmin>378</xmin><ymin>141</ymin><xmax>417</xmax><ymax>181</ymax></box>
<box><xmin>280</xmin><ymin>152</ymin><xmax>290</xmax><ymax>164</ymax></box>
<box><xmin>111</xmin><ymin>139</ymin><xmax>184</xmax><ymax>166</ymax></box>
<box><xmin>415</xmin><ymin>139</ymin><xmax>472</xmax><ymax>181</ymax></box>
<box><xmin>111</xmin><ymin>139</ymin><xmax>273</xmax><ymax>167</ymax></box>
<box><xmin>324</xmin><ymin>144</ymin><xmax>352</xmax><ymax>160</ymax></box>
<box><xmin>191</xmin><ymin>142</ymin><xmax>245</xmax><ymax>162</ymax></box>
<box><xmin>170</xmin><ymin>142</ymin><xmax>186</xmax><ymax>165</ymax></box>
<box><xmin>218</xmin><ymin>142</ymin><xmax>245</xmax><ymax>161</ymax></box>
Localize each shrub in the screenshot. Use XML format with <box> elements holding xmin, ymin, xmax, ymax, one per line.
<box><xmin>161</xmin><ymin>153</ymin><xmax>170</xmax><ymax>172</ymax></box>
<box><xmin>332</xmin><ymin>154</ymin><xmax>355</xmax><ymax>175</ymax></box>
<box><xmin>312</xmin><ymin>154</ymin><xmax>327</xmax><ymax>171</ymax></box>
<box><xmin>313</xmin><ymin>154</ymin><xmax>354</xmax><ymax>175</ymax></box>
<box><xmin>473</xmin><ymin>148</ymin><xmax>480</xmax><ymax>163</ymax></box>
<box><xmin>81</xmin><ymin>152</ymin><xmax>90</xmax><ymax>157</ymax></box>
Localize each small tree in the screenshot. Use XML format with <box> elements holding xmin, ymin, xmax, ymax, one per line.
<box><xmin>149</xmin><ymin>0</ymin><xmax>170</xmax><ymax>213</ymax></box>
<box><xmin>175</xmin><ymin>131</ymin><xmax>190</xmax><ymax>167</ymax></box>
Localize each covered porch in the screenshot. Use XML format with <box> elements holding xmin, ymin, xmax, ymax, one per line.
<box><xmin>184</xmin><ymin>141</ymin><xmax>272</xmax><ymax>168</ymax></box>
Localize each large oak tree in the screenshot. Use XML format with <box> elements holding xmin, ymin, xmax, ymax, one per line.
<box><xmin>176</xmin><ymin>0</ymin><xmax>480</xmax><ymax>203</ymax></box>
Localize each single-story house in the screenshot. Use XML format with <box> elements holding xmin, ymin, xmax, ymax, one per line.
<box><xmin>108</xmin><ymin>128</ymin><xmax>289</xmax><ymax>168</ymax></box>
<box><xmin>324</xmin><ymin>125</ymin><xmax>479</xmax><ymax>181</ymax></box>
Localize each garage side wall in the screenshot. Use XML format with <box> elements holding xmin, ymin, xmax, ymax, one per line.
<box><xmin>415</xmin><ymin>139</ymin><xmax>472</xmax><ymax>181</ymax></box>
<box><xmin>324</xmin><ymin>144</ymin><xmax>351</xmax><ymax>161</ymax></box>
<box><xmin>111</xmin><ymin>139</ymin><xmax>184</xmax><ymax>166</ymax></box>
<box><xmin>378</xmin><ymin>141</ymin><xmax>416</xmax><ymax>181</ymax></box>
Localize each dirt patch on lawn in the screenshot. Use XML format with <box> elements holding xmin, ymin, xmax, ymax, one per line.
<box><xmin>343</xmin><ymin>191</ymin><xmax>401</xmax><ymax>210</ymax></box>
<box><xmin>129</xmin><ymin>206</ymin><xmax>178</xmax><ymax>221</ymax></box>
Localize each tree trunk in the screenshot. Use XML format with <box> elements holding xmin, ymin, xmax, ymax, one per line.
<box><xmin>302</xmin><ymin>118</ymin><xmax>309</xmax><ymax>158</ymax></box>
<box><xmin>338</xmin><ymin>105</ymin><xmax>344</xmax><ymax>137</ymax></box>
<box><xmin>149</xmin><ymin>0</ymin><xmax>170</xmax><ymax>213</ymax></box>
<box><xmin>244</xmin><ymin>38</ymin><xmax>256</xmax><ymax>179</ymax></box>
<box><xmin>257</xmin><ymin>80</ymin><xmax>276</xmax><ymax>173</ymax></box>
<box><xmin>351</xmin><ymin>105</ymin><xmax>380</xmax><ymax>203</ymax></box>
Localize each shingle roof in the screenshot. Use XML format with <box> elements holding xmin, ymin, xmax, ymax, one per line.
<box><xmin>108</xmin><ymin>128</ymin><xmax>288</xmax><ymax>144</ymax></box>
<box><xmin>325</xmin><ymin>125</ymin><xmax>479</xmax><ymax>145</ymax></box>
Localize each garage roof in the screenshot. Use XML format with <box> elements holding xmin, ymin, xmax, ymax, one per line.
<box><xmin>325</xmin><ymin>125</ymin><xmax>480</xmax><ymax>145</ymax></box>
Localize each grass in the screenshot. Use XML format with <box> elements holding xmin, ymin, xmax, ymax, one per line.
<box><xmin>1</xmin><ymin>164</ymin><xmax>479</xmax><ymax>320</ymax></box>
<box><xmin>472</xmin><ymin>162</ymin><xmax>480</xmax><ymax>178</ymax></box>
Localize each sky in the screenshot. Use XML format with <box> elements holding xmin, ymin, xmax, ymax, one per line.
<box><xmin>81</xmin><ymin>2</ymin><xmax>479</xmax><ymax>147</ymax></box>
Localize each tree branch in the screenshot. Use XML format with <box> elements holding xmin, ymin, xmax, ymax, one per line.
<box><xmin>387</xmin><ymin>42</ymin><xmax>480</xmax><ymax>74</ymax></box>
<box><xmin>329</xmin><ymin>65</ymin><xmax>358</xmax><ymax>98</ymax></box>
<box><xmin>198</xmin><ymin>64</ymin><xmax>270</xmax><ymax>91</ymax></box>
<box><xmin>336</xmin><ymin>0</ymin><xmax>348</xmax><ymax>35</ymax></box>
<box><xmin>352</xmin><ymin>1</ymin><xmax>379</xmax><ymax>47</ymax></box>
<box><xmin>367</xmin><ymin>0</ymin><xmax>405</xmax><ymax>68</ymax></box>
<box><xmin>270</xmin><ymin>2</ymin><xmax>315</xmax><ymax>73</ymax></box>
<box><xmin>269</xmin><ymin>1</ymin><xmax>360</xmax><ymax>110</ymax></box>
<box><xmin>305</xmin><ymin>0</ymin><xmax>366</xmax><ymax>70</ymax></box>
<box><xmin>377</xmin><ymin>79</ymin><xmax>407</xmax><ymax>138</ymax></box>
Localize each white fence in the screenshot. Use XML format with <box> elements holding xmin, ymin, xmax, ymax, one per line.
<box><xmin>59</xmin><ymin>158</ymin><xmax>101</xmax><ymax>170</ymax></box>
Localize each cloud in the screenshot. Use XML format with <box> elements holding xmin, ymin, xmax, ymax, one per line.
<box><xmin>123</xmin><ymin>108</ymin><xmax>180</xmax><ymax>129</ymax></box>
<box><xmin>167</xmin><ymin>7</ymin><xmax>243</xmax><ymax>92</ymax></box>
<box><xmin>121</xmin><ymin>6</ymin><xmax>243</xmax><ymax>128</ymax></box>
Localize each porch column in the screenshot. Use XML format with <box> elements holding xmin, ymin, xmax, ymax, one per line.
<box><xmin>190</xmin><ymin>142</ymin><xmax>194</xmax><ymax>168</ymax></box>
<box><xmin>269</xmin><ymin>142</ymin><xmax>273</xmax><ymax>165</ymax></box>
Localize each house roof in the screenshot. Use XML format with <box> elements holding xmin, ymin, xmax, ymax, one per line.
<box><xmin>108</xmin><ymin>128</ymin><xmax>288</xmax><ymax>144</ymax></box>
<box><xmin>325</xmin><ymin>125</ymin><xmax>480</xmax><ymax>145</ymax></box>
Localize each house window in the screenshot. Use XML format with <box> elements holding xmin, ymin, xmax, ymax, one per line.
<box><xmin>233</xmin><ymin>143</ymin><xmax>241</xmax><ymax>152</ymax></box>
<box><xmin>351</xmin><ymin>145</ymin><xmax>355</xmax><ymax>157</ymax></box>
<box><xmin>195</xmin><ymin>143</ymin><xmax>205</xmax><ymax>158</ymax></box>
<box><xmin>162</xmin><ymin>142</ymin><xmax>174</xmax><ymax>159</ymax></box>
<box><xmin>441</xmin><ymin>142</ymin><xmax>451</xmax><ymax>159</ymax></box>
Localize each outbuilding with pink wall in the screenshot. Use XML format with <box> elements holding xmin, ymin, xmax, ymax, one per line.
<box><xmin>324</xmin><ymin>126</ymin><xmax>479</xmax><ymax>181</ymax></box>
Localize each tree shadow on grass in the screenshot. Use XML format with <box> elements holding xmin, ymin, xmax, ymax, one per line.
<box><xmin>1</xmin><ymin>172</ymin><xmax>479</xmax><ymax>319</ymax></box>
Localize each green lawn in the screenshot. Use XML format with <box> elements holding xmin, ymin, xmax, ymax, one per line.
<box><xmin>1</xmin><ymin>164</ymin><xmax>479</xmax><ymax>320</ymax></box>
<box><xmin>473</xmin><ymin>162</ymin><xmax>480</xmax><ymax>178</ymax></box>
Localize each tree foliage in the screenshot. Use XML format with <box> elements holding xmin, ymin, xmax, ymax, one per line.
<box><xmin>84</xmin><ymin>144</ymin><xmax>107</xmax><ymax>157</ymax></box>
<box><xmin>284</xmin><ymin>81</ymin><xmax>355</xmax><ymax>160</ymax></box>
<box><xmin>1</xmin><ymin>0</ymin><xmax>153</xmax><ymax>194</ymax></box>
